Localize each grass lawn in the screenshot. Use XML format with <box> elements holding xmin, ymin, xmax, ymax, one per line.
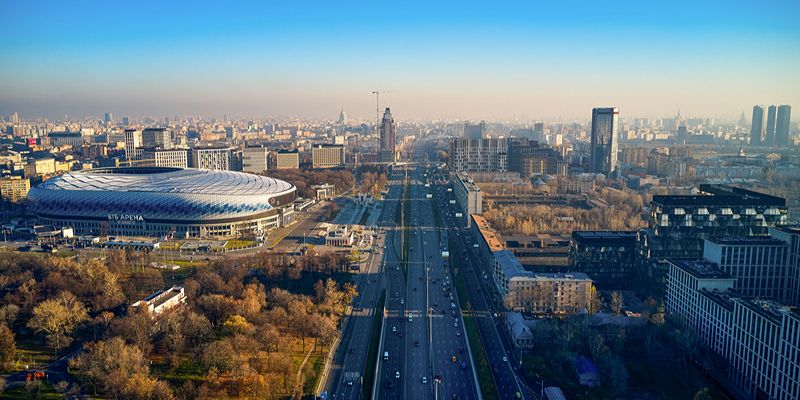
<box><xmin>157</xmin><ymin>241</ymin><xmax>184</xmax><ymax>251</ymax></box>
<box><xmin>451</xmin><ymin>249</ymin><xmax>500</xmax><ymax>400</ymax></box>
<box><xmin>150</xmin><ymin>356</ymin><xmax>206</xmax><ymax>385</ymax></box>
<box><xmin>361</xmin><ymin>290</ymin><xmax>385</xmax><ymax>399</ymax></box>
<box><xmin>223</xmin><ymin>239</ymin><xmax>259</xmax><ymax>250</ymax></box>
<box><xmin>13</xmin><ymin>335</ymin><xmax>57</xmax><ymax>371</ymax></box>
<box><xmin>0</xmin><ymin>383</ymin><xmax>63</xmax><ymax>399</ymax></box>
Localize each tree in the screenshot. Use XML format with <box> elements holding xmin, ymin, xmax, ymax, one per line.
<box><xmin>610</xmin><ymin>291</ymin><xmax>624</xmax><ymax>315</ymax></box>
<box><xmin>0</xmin><ymin>304</ymin><xmax>19</xmax><ymax>326</ymax></box>
<box><xmin>588</xmin><ymin>287</ymin><xmax>603</xmax><ymax>314</ymax></box>
<box><xmin>222</xmin><ymin>315</ymin><xmax>255</xmax><ymax>336</ymax></box>
<box><xmin>70</xmin><ymin>337</ymin><xmax>151</xmax><ymax>396</ymax></box>
<box><xmin>111</xmin><ymin>307</ymin><xmax>154</xmax><ymax>354</ymax></box>
<box><xmin>27</xmin><ymin>292</ymin><xmax>88</xmax><ymax>355</ymax></box>
<box><xmin>650</xmin><ymin>303</ymin><xmax>666</xmax><ymax>325</ymax></box>
<box><xmin>0</xmin><ymin>324</ymin><xmax>16</xmax><ymax>372</ymax></box>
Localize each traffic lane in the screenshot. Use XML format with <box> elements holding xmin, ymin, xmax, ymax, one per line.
<box><xmin>456</xmin><ymin>241</ymin><xmax>526</xmax><ymax>400</ymax></box>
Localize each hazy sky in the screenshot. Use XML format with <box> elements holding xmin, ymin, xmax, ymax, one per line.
<box><xmin>2</xmin><ymin>1</ymin><xmax>799</xmax><ymax>121</ymax></box>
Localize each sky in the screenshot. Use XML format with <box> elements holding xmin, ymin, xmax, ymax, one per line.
<box><xmin>1</xmin><ymin>1</ymin><xmax>799</xmax><ymax>122</ymax></box>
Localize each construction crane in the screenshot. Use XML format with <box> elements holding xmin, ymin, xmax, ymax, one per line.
<box><xmin>371</xmin><ymin>89</ymin><xmax>394</xmax><ymax>134</ymax></box>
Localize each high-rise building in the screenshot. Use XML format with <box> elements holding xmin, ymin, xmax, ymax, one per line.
<box><xmin>640</xmin><ymin>185</ymin><xmax>788</xmax><ymax>291</ymax></box>
<box><xmin>449</xmin><ymin>138</ymin><xmax>509</xmax><ymax>172</ymax></box>
<box><xmin>770</xmin><ymin>226</ymin><xmax>800</xmax><ymax>305</ymax></box>
<box><xmin>0</xmin><ymin>176</ymin><xmax>31</xmax><ymax>203</ymax></box>
<box><xmin>142</xmin><ymin>128</ymin><xmax>172</xmax><ymax>149</ymax></box>
<box><xmin>225</xmin><ymin>126</ymin><xmax>237</xmax><ymax>141</ymax></box>
<box><xmin>703</xmin><ymin>237</ymin><xmax>788</xmax><ymax>301</ymax></box>
<box><xmin>10</xmin><ymin>112</ymin><xmax>20</xmax><ymax>124</ymax></box>
<box><xmin>533</xmin><ymin>122</ymin><xmax>545</xmax><ymax>142</ymax></box>
<box><xmin>570</xmin><ymin>231</ymin><xmax>638</xmax><ymax>290</ymax></box>
<box><xmin>122</xmin><ymin>116</ymin><xmax>130</xmax><ymax>126</ymax></box>
<box><xmin>124</xmin><ymin>129</ymin><xmax>143</xmax><ymax>160</ymax></box>
<box><xmin>464</xmin><ymin>121</ymin><xmax>487</xmax><ymax>140</ymax></box>
<box><xmin>751</xmin><ymin>105</ymin><xmax>765</xmax><ymax>146</ymax></box>
<box><xmin>765</xmin><ymin>105</ymin><xmax>778</xmax><ymax>146</ymax></box>
<box><xmin>776</xmin><ymin>105</ymin><xmax>792</xmax><ymax>146</ymax></box>
<box><xmin>190</xmin><ymin>147</ymin><xmax>233</xmax><ymax>170</ymax></box>
<box><xmin>104</xmin><ymin>112</ymin><xmax>113</xmax><ymax>124</ymax></box>
<box><xmin>664</xmin><ymin>259</ymin><xmax>800</xmax><ymax>399</ymax></box>
<box><xmin>589</xmin><ymin>107</ymin><xmax>619</xmax><ymax>176</ymax></box>
<box><xmin>507</xmin><ymin>139</ymin><xmax>567</xmax><ymax>177</ymax></box>
<box><xmin>274</xmin><ymin>149</ymin><xmax>299</xmax><ymax>170</ymax></box>
<box><xmin>242</xmin><ymin>146</ymin><xmax>268</xmax><ymax>173</ymax></box>
<box><xmin>312</xmin><ymin>144</ymin><xmax>345</xmax><ymax>169</ymax></box>
<box><xmin>140</xmin><ymin>148</ymin><xmax>189</xmax><ymax>168</ymax></box>
<box><xmin>337</xmin><ymin>109</ymin><xmax>347</xmax><ymax>125</ymax></box>
<box><xmin>379</xmin><ymin>108</ymin><xmax>396</xmax><ymax>162</ymax></box>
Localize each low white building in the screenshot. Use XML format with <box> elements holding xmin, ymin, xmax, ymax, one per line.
<box><xmin>325</xmin><ymin>225</ymin><xmax>354</xmax><ymax>247</ymax></box>
<box><xmin>132</xmin><ymin>286</ymin><xmax>186</xmax><ymax>316</ymax></box>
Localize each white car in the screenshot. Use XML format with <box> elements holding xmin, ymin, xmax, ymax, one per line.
<box><xmin>400</xmin><ymin>299</ymin><xmax>405</xmax><ymax>305</ymax></box>
<box><xmin>408</xmin><ymin>315</ymin><xmax>413</xmax><ymax>322</ymax></box>
<box><xmin>502</xmin><ymin>356</ymin><xmax>508</xmax><ymax>362</ymax></box>
<box><xmin>422</xmin><ymin>376</ymin><xmax>427</xmax><ymax>384</ymax></box>
<box><xmin>396</xmin><ymin>371</ymin><xmax>400</xmax><ymax>379</ymax></box>
<box><xmin>392</xmin><ymin>326</ymin><xmax>397</xmax><ymax>332</ymax></box>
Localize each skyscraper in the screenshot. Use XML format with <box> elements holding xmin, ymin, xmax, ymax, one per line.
<box><xmin>379</xmin><ymin>108</ymin><xmax>396</xmax><ymax>162</ymax></box>
<box><xmin>765</xmin><ymin>105</ymin><xmax>777</xmax><ymax>146</ymax></box>
<box><xmin>337</xmin><ymin>109</ymin><xmax>347</xmax><ymax>125</ymax></box>
<box><xmin>104</xmin><ymin>112</ymin><xmax>113</xmax><ymax>123</ymax></box>
<box><xmin>750</xmin><ymin>105</ymin><xmax>765</xmax><ymax>146</ymax></box>
<box><xmin>464</xmin><ymin>121</ymin><xmax>487</xmax><ymax>139</ymax></box>
<box><xmin>776</xmin><ymin>105</ymin><xmax>792</xmax><ymax>146</ymax></box>
<box><xmin>589</xmin><ymin>107</ymin><xmax>619</xmax><ymax>176</ymax></box>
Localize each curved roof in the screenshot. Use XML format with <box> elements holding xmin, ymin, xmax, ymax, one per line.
<box><xmin>28</xmin><ymin>167</ymin><xmax>296</xmax><ymax>222</ymax></box>
<box><xmin>38</xmin><ymin>167</ymin><xmax>293</xmax><ymax>196</ymax></box>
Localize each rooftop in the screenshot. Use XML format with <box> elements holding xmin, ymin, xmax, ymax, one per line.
<box><xmin>705</xmin><ymin>236</ymin><xmax>787</xmax><ymax>246</ymax></box>
<box><xmin>772</xmin><ymin>225</ymin><xmax>800</xmax><ymax>235</ymax></box>
<box><xmin>572</xmin><ymin>231</ymin><xmax>637</xmax><ymax>246</ymax></box>
<box><xmin>669</xmin><ymin>258</ymin><xmax>735</xmax><ymax>280</ymax></box>
<box><xmin>736</xmin><ymin>297</ymin><xmax>800</xmax><ymax>322</ymax></box>
<box><xmin>652</xmin><ymin>184</ymin><xmax>785</xmax><ymax>207</ymax></box>
<box><xmin>472</xmin><ymin>214</ymin><xmax>504</xmax><ymax>252</ymax></box>
<box><xmin>698</xmin><ymin>288</ymin><xmax>739</xmax><ymax>311</ymax></box>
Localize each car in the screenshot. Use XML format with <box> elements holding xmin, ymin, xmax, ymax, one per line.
<box><xmin>347</xmin><ymin>380</ymin><xmax>353</xmax><ymax>386</ymax></box>
<box><xmin>421</xmin><ymin>376</ymin><xmax>427</xmax><ymax>384</ymax></box>
<box><xmin>502</xmin><ymin>356</ymin><xmax>508</xmax><ymax>362</ymax></box>
<box><xmin>454</xmin><ymin>322</ymin><xmax>458</xmax><ymax>327</ymax></box>
<box><xmin>459</xmin><ymin>347</ymin><xmax>464</xmax><ymax>353</ymax></box>
<box><xmin>414</xmin><ymin>341</ymin><xmax>420</xmax><ymax>347</ymax></box>
<box><xmin>395</xmin><ymin>371</ymin><xmax>400</xmax><ymax>379</ymax></box>
<box><xmin>408</xmin><ymin>315</ymin><xmax>413</xmax><ymax>322</ymax></box>
<box><xmin>392</xmin><ymin>326</ymin><xmax>397</xmax><ymax>332</ymax></box>
<box><xmin>348</xmin><ymin>348</ymin><xmax>354</xmax><ymax>354</ymax></box>
<box><xmin>456</xmin><ymin>331</ymin><xmax>461</xmax><ymax>336</ymax></box>
<box><xmin>400</xmin><ymin>299</ymin><xmax>405</xmax><ymax>305</ymax></box>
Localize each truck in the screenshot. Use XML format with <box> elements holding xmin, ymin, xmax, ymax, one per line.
<box><xmin>384</xmin><ymin>351</ymin><xmax>389</xmax><ymax>361</ymax></box>
<box><xmin>426</xmin><ymin>194</ymin><xmax>432</xmax><ymax>198</ymax></box>
<box><xmin>455</xmin><ymin>213</ymin><xmax>463</xmax><ymax>218</ymax></box>
<box><xmin>449</xmin><ymin>200</ymin><xmax>456</xmax><ymax>204</ymax></box>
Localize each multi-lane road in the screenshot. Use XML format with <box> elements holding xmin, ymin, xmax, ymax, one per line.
<box><xmin>322</xmin><ymin>180</ymin><xmax>401</xmax><ymax>400</ymax></box>
<box><xmin>326</xmin><ymin>140</ymin><xmax>535</xmax><ymax>400</ymax></box>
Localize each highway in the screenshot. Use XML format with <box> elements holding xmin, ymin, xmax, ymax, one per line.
<box><xmin>322</xmin><ymin>181</ymin><xmax>400</xmax><ymax>400</ymax></box>
<box><xmin>431</xmin><ymin>168</ymin><xmax>537</xmax><ymax>400</ymax></box>
<box><xmin>377</xmin><ymin>146</ymin><xmax>478</xmax><ymax>400</ymax></box>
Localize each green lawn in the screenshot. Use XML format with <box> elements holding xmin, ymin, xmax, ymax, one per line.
<box><xmin>451</xmin><ymin>248</ymin><xmax>500</xmax><ymax>400</ymax></box>
<box><xmin>361</xmin><ymin>290</ymin><xmax>385</xmax><ymax>399</ymax></box>
<box><xmin>0</xmin><ymin>383</ymin><xmax>63</xmax><ymax>399</ymax></box>
<box><xmin>224</xmin><ymin>239</ymin><xmax>259</xmax><ymax>250</ymax></box>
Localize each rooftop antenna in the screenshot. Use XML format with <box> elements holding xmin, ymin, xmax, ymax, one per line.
<box><xmin>371</xmin><ymin>90</ymin><xmax>394</xmax><ymax>135</ymax></box>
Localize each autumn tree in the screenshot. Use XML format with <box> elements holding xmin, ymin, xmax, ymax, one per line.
<box><xmin>0</xmin><ymin>324</ymin><xmax>16</xmax><ymax>372</ymax></box>
<box><xmin>610</xmin><ymin>291</ymin><xmax>624</xmax><ymax>315</ymax></box>
<box><xmin>27</xmin><ymin>291</ymin><xmax>88</xmax><ymax>355</ymax></box>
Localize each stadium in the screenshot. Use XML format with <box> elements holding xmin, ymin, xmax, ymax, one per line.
<box><xmin>27</xmin><ymin>167</ymin><xmax>297</xmax><ymax>238</ymax></box>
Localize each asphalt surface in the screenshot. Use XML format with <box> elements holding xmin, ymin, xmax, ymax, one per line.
<box><xmin>322</xmin><ymin>195</ymin><xmax>395</xmax><ymax>400</ymax></box>
<box><xmin>377</xmin><ymin>154</ymin><xmax>478</xmax><ymax>399</ymax></box>
<box><xmin>432</xmin><ymin>171</ymin><xmax>537</xmax><ymax>400</ymax></box>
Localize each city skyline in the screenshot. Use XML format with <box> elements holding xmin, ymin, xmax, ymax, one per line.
<box><xmin>2</xmin><ymin>1</ymin><xmax>799</xmax><ymax>121</ymax></box>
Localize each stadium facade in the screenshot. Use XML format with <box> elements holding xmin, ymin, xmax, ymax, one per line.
<box><xmin>27</xmin><ymin>167</ymin><xmax>296</xmax><ymax>238</ymax></box>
